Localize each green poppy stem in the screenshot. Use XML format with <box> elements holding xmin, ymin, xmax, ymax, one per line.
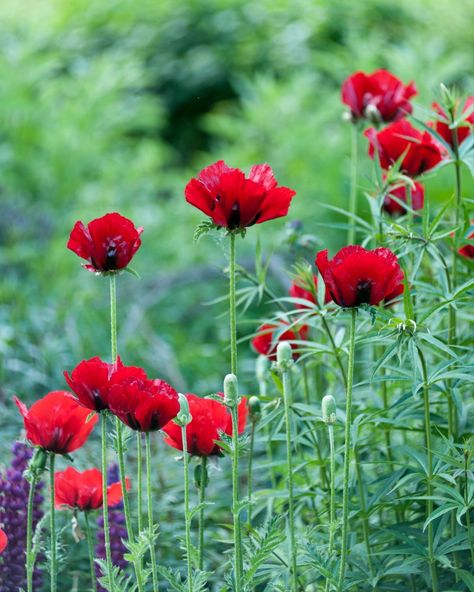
<box><xmin>337</xmin><ymin>308</ymin><xmax>357</xmax><ymax>591</ymax></box>
<box><xmin>26</xmin><ymin>473</ymin><xmax>39</xmax><ymax>592</ymax></box>
<box><xmin>84</xmin><ymin>512</ymin><xmax>98</xmax><ymax>592</ymax></box>
<box><xmin>145</xmin><ymin>433</ymin><xmax>159</xmax><ymax>591</ymax></box>
<box><xmin>348</xmin><ymin>123</ymin><xmax>359</xmax><ymax>245</ymax></box>
<box><xmin>181</xmin><ymin>424</ymin><xmax>193</xmax><ymax>592</ymax></box>
<box><xmin>197</xmin><ymin>456</ymin><xmax>208</xmax><ymax>570</ymax></box>
<box><xmin>49</xmin><ymin>454</ymin><xmax>57</xmax><ymax>592</ymax></box>
<box><xmin>101</xmin><ymin>415</ymin><xmax>115</xmax><ymax>590</ymax></box>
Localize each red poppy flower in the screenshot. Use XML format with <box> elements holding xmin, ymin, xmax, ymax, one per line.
<box><xmin>14</xmin><ymin>391</ymin><xmax>98</xmax><ymax>455</ymax></box>
<box><xmin>342</xmin><ymin>69</ymin><xmax>416</xmax><ymax>123</ymax></box>
<box><xmin>107</xmin><ymin>368</ymin><xmax>179</xmax><ymax>432</ymax></box>
<box><xmin>54</xmin><ymin>467</ymin><xmax>129</xmax><ymax>512</ymax></box>
<box><xmin>162</xmin><ymin>393</ymin><xmax>248</xmax><ymax>456</ymax></box>
<box><xmin>67</xmin><ymin>212</ymin><xmax>143</xmax><ymax>273</ymax></box>
<box><xmin>383</xmin><ymin>181</ymin><xmax>425</xmax><ymax>216</ymax></box>
<box><xmin>184</xmin><ymin>160</ymin><xmax>296</xmax><ymax>230</ymax></box>
<box><xmin>0</xmin><ymin>528</ymin><xmax>7</xmax><ymax>554</ymax></box>
<box><xmin>289</xmin><ymin>274</ymin><xmax>332</xmax><ymax>307</ymax></box>
<box><xmin>365</xmin><ymin>120</ymin><xmax>444</xmax><ymax>177</ymax></box>
<box><xmin>315</xmin><ymin>246</ymin><xmax>404</xmax><ymax>308</ymax></box>
<box><xmin>64</xmin><ymin>357</ymin><xmax>119</xmax><ymax>412</ymax></box>
<box><xmin>432</xmin><ymin>97</ymin><xmax>474</xmax><ymax>148</ymax></box>
<box><xmin>458</xmin><ymin>228</ymin><xmax>474</xmax><ymax>259</ymax></box>
<box><xmin>252</xmin><ymin>322</ymin><xmax>310</xmax><ymax>361</ymax></box>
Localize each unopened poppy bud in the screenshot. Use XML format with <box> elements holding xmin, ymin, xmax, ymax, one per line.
<box><xmin>364</xmin><ymin>103</ymin><xmax>382</xmax><ymax>125</ymax></box>
<box><xmin>322</xmin><ymin>395</ymin><xmax>337</xmax><ymax>425</ymax></box>
<box><xmin>256</xmin><ymin>355</ymin><xmax>269</xmax><ymax>383</ymax></box>
<box><xmin>248</xmin><ymin>396</ymin><xmax>261</xmax><ymax>424</ymax></box>
<box><xmin>276</xmin><ymin>341</ymin><xmax>293</xmax><ymax>371</ymax></box>
<box><xmin>29</xmin><ymin>448</ymin><xmax>48</xmax><ymax>476</ymax></box>
<box><xmin>440</xmin><ymin>83</ymin><xmax>455</xmax><ymax>112</ymax></box>
<box><xmin>194</xmin><ymin>463</ymin><xmax>209</xmax><ymax>490</ymax></box>
<box><xmin>224</xmin><ymin>374</ymin><xmax>239</xmax><ymax>406</ymax></box>
<box><xmin>174</xmin><ymin>393</ymin><xmax>192</xmax><ymax>426</ymax></box>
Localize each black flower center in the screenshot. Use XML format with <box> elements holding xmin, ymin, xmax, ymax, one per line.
<box><xmin>227</xmin><ymin>201</ymin><xmax>241</xmax><ymax>229</ymax></box>
<box><xmin>355</xmin><ymin>279</ymin><xmax>372</xmax><ymax>305</ymax></box>
<box><xmin>105</xmin><ymin>242</ymin><xmax>117</xmax><ymax>269</ymax></box>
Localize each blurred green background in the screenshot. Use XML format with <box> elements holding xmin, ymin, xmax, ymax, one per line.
<box><xmin>1</xmin><ymin>0</ymin><xmax>473</xmax><ymax>443</ymax></box>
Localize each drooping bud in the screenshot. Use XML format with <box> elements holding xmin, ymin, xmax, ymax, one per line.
<box><xmin>248</xmin><ymin>396</ymin><xmax>262</xmax><ymax>424</ymax></box>
<box><xmin>174</xmin><ymin>393</ymin><xmax>192</xmax><ymax>427</ymax></box>
<box><xmin>194</xmin><ymin>463</ymin><xmax>209</xmax><ymax>490</ymax></box>
<box><xmin>439</xmin><ymin>83</ymin><xmax>455</xmax><ymax>112</ymax></box>
<box><xmin>322</xmin><ymin>395</ymin><xmax>337</xmax><ymax>425</ymax></box>
<box><xmin>224</xmin><ymin>373</ymin><xmax>239</xmax><ymax>406</ymax></box>
<box><xmin>364</xmin><ymin>103</ymin><xmax>382</xmax><ymax>125</ymax></box>
<box><xmin>276</xmin><ymin>341</ymin><xmax>293</xmax><ymax>371</ymax></box>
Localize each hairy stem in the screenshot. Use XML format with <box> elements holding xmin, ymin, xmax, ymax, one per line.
<box><xmin>101</xmin><ymin>415</ymin><xmax>115</xmax><ymax>590</ymax></box>
<box><xmin>198</xmin><ymin>456</ymin><xmax>208</xmax><ymax>570</ymax></box>
<box><xmin>181</xmin><ymin>425</ymin><xmax>193</xmax><ymax>592</ymax></box>
<box><xmin>145</xmin><ymin>433</ymin><xmax>159</xmax><ymax>591</ymax></box>
<box><xmin>247</xmin><ymin>421</ymin><xmax>256</xmax><ymax>530</ymax></box>
<box><xmin>49</xmin><ymin>454</ymin><xmax>57</xmax><ymax>592</ymax></box>
<box><xmin>26</xmin><ymin>473</ymin><xmax>39</xmax><ymax>592</ymax></box>
<box><xmin>325</xmin><ymin>423</ymin><xmax>336</xmax><ymax>592</ymax></box>
<box><xmin>348</xmin><ymin>123</ymin><xmax>359</xmax><ymax>245</ymax></box>
<box><xmin>84</xmin><ymin>512</ymin><xmax>98</xmax><ymax>592</ymax></box>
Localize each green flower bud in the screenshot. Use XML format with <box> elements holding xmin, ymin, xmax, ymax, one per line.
<box><xmin>276</xmin><ymin>341</ymin><xmax>293</xmax><ymax>371</ymax></box>
<box><xmin>224</xmin><ymin>373</ymin><xmax>239</xmax><ymax>406</ymax></box>
<box><xmin>322</xmin><ymin>394</ymin><xmax>337</xmax><ymax>425</ymax></box>
<box><xmin>256</xmin><ymin>355</ymin><xmax>269</xmax><ymax>383</ymax></box>
<box><xmin>174</xmin><ymin>393</ymin><xmax>192</xmax><ymax>426</ymax></box>
<box><xmin>194</xmin><ymin>462</ymin><xmax>209</xmax><ymax>490</ymax></box>
<box><xmin>248</xmin><ymin>396</ymin><xmax>262</xmax><ymax>424</ymax></box>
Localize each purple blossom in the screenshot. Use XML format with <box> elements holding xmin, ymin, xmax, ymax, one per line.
<box><xmin>95</xmin><ymin>464</ymin><xmax>128</xmax><ymax>590</ymax></box>
<box><xmin>0</xmin><ymin>442</ymin><xmax>44</xmax><ymax>592</ymax></box>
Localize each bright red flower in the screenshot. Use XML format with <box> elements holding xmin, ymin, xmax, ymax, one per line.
<box><xmin>67</xmin><ymin>212</ymin><xmax>143</xmax><ymax>273</ymax></box>
<box><xmin>0</xmin><ymin>528</ymin><xmax>7</xmax><ymax>554</ymax></box>
<box><xmin>289</xmin><ymin>274</ymin><xmax>331</xmax><ymax>307</ymax></box>
<box><xmin>184</xmin><ymin>160</ymin><xmax>296</xmax><ymax>230</ymax></box>
<box><xmin>458</xmin><ymin>228</ymin><xmax>474</xmax><ymax>259</ymax></box>
<box><xmin>107</xmin><ymin>368</ymin><xmax>179</xmax><ymax>432</ymax></box>
<box><xmin>432</xmin><ymin>97</ymin><xmax>474</xmax><ymax>148</ymax></box>
<box><xmin>162</xmin><ymin>393</ymin><xmax>248</xmax><ymax>456</ymax></box>
<box><xmin>64</xmin><ymin>357</ymin><xmax>119</xmax><ymax>412</ymax></box>
<box><xmin>316</xmin><ymin>246</ymin><xmax>404</xmax><ymax>308</ymax></box>
<box><xmin>365</xmin><ymin>120</ymin><xmax>444</xmax><ymax>177</ymax></box>
<box><xmin>14</xmin><ymin>391</ymin><xmax>98</xmax><ymax>455</ymax></box>
<box><xmin>252</xmin><ymin>322</ymin><xmax>310</xmax><ymax>361</ymax></box>
<box><xmin>383</xmin><ymin>181</ymin><xmax>425</xmax><ymax>216</ymax></box>
<box><xmin>54</xmin><ymin>467</ymin><xmax>129</xmax><ymax>511</ymax></box>
<box><xmin>342</xmin><ymin>69</ymin><xmax>416</xmax><ymax>123</ymax></box>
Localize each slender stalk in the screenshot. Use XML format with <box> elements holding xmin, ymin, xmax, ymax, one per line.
<box><xmin>198</xmin><ymin>456</ymin><xmax>208</xmax><ymax>570</ymax></box>
<box><xmin>101</xmin><ymin>415</ymin><xmax>114</xmax><ymax>589</ymax></box>
<box><xmin>354</xmin><ymin>447</ymin><xmax>374</xmax><ymax>577</ymax></box>
<box><xmin>417</xmin><ymin>346</ymin><xmax>439</xmax><ymax>592</ymax></box>
<box><xmin>26</xmin><ymin>473</ymin><xmax>39</xmax><ymax>592</ymax></box>
<box><xmin>137</xmin><ymin>433</ymin><xmax>144</xmax><ymax>536</ymax></box>
<box><xmin>280</xmin><ymin>352</ymin><xmax>298</xmax><ymax>590</ymax></box>
<box><xmin>84</xmin><ymin>512</ymin><xmax>98</xmax><ymax>592</ymax></box>
<box><xmin>228</xmin><ymin>231</ymin><xmax>244</xmax><ymax>587</ymax></box>
<box><xmin>181</xmin><ymin>424</ymin><xmax>193</xmax><ymax>592</ymax></box>
<box><xmin>325</xmin><ymin>424</ymin><xmax>336</xmax><ymax>592</ymax></box>
<box><xmin>337</xmin><ymin>309</ymin><xmax>357</xmax><ymax>591</ymax></box>
<box><xmin>247</xmin><ymin>421</ymin><xmax>256</xmax><ymax>530</ymax></box>
<box><xmin>145</xmin><ymin>433</ymin><xmax>159</xmax><ymax>591</ymax></box>
<box><xmin>49</xmin><ymin>454</ymin><xmax>57</xmax><ymax>592</ymax></box>
<box><xmin>348</xmin><ymin>123</ymin><xmax>359</xmax><ymax>245</ymax></box>
<box><xmin>109</xmin><ymin>274</ymin><xmax>118</xmax><ymax>362</ymax></box>
<box><xmin>321</xmin><ymin>315</ymin><xmax>347</xmax><ymax>386</ymax></box>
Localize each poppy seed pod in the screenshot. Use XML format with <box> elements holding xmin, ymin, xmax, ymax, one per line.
<box><xmin>322</xmin><ymin>395</ymin><xmax>337</xmax><ymax>425</ymax></box>
<box><xmin>248</xmin><ymin>396</ymin><xmax>262</xmax><ymax>424</ymax></box>
<box><xmin>224</xmin><ymin>374</ymin><xmax>239</xmax><ymax>406</ymax></box>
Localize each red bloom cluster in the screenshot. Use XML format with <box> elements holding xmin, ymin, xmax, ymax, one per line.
<box><xmin>341</xmin><ymin>69</ymin><xmax>416</xmax><ymax>123</ymax></box>
<box><xmin>432</xmin><ymin>97</ymin><xmax>474</xmax><ymax>149</ymax></box>
<box><xmin>163</xmin><ymin>393</ymin><xmax>248</xmax><ymax>456</ymax></box>
<box><xmin>67</xmin><ymin>212</ymin><xmax>143</xmax><ymax>273</ymax></box>
<box><xmin>316</xmin><ymin>246</ymin><xmax>404</xmax><ymax>308</ymax></box>
<box><xmin>14</xmin><ymin>391</ymin><xmax>98</xmax><ymax>455</ymax></box>
<box><xmin>185</xmin><ymin>160</ymin><xmax>296</xmax><ymax>230</ymax></box>
<box><xmin>0</xmin><ymin>528</ymin><xmax>7</xmax><ymax>554</ymax></box>
<box><xmin>289</xmin><ymin>274</ymin><xmax>331</xmax><ymax>307</ymax></box>
<box><xmin>66</xmin><ymin>358</ymin><xmax>179</xmax><ymax>432</ymax></box>
<box><xmin>365</xmin><ymin>120</ymin><xmax>444</xmax><ymax>177</ymax></box>
<box><xmin>55</xmin><ymin>467</ymin><xmax>129</xmax><ymax>512</ymax></box>
<box><xmin>252</xmin><ymin>322</ymin><xmax>310</xmax><ymax>361</ymax></box>
<box><xmin>383</xmin><ymin>181</ymin><xmax>425</xmax><ymax>216</ymax></box>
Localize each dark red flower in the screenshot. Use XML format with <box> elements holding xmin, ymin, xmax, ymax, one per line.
<box><xmin>162</xmin><ymin>393</ymin><xmax>248</xmax><ymax>456</ymax></box>
<box><xmin>67</xmin><ymin>212</ymin><xmax>143</xmax><ymax>273</ymax></box>
<box><xmin>342</xmin><ymin>69</ymin><xmax>416</xmax><ymax>123</ymax></box>
<box><xmin>54</xmin><ymin>467</ymin><xmax>129</xmax><ymax>512</ymax></box>
<box><xmin>14</xmin><ymin>391</ymin><xmax>98</xmax><ymax>455</ymax></box>
<box><xmin>458</xmin><ymin>227</ymin><xmax>474</xmax><ymax>259</ymax></box>
<box><xmin>64</xmin><ymin>357</ymin><xmax>119</xmax><ymax>412</ymax></box>
<box><xmin>0</xmin><ymin>528</ymin><xmax>7</xmax><ymax>554</ymax></box>
<box><xmin>432</xmin><ymin>97</ymin><xmax>474</xmax><ymax>148</ymax></box>
<box><xmin>365</xmin><ymin>120</ymin><xmax>444</xmax><ymax>177</ymax></box>
<box><xmin>289</xmin><ymin>274</ymin><xmax>331</xmax><ymax>307</ymax></box>
<box><xmin>383</xmin><ymin>181</ymin><xmax>425</xmax><ymax>216</ymax></box>
<box><xmin>107</xmin><ymin>368</ymin><xmax>179</xmax><ymax>432</ymax></box>
<box><xmin>316</xmin><ymin>246</ymin><xmax>404</xmax><ymax>308</ymax></box>
<box><xmin>252</xmin><ymin>322</ymin><xmax>310</xmax><ymax>361</ymax></box>
<box><xmin>184</xmin><ymin>160</ymin><xmax>296</xmax><ymax>230</ymax></box>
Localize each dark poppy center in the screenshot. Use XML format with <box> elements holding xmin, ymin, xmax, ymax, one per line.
<box><xmin>227</xmin><ymin>201</ymin><xmax>241</xmax><ymax>229</ymax></box>
<box><xmin>105</xmin><ymin>241</ymin><xmax>117</xmax><ymax>269</ymax></box>
<box><xmin>355</xmin><ymin>279</ymin><xmax>372</xmax><ymax>305</ymax></box>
